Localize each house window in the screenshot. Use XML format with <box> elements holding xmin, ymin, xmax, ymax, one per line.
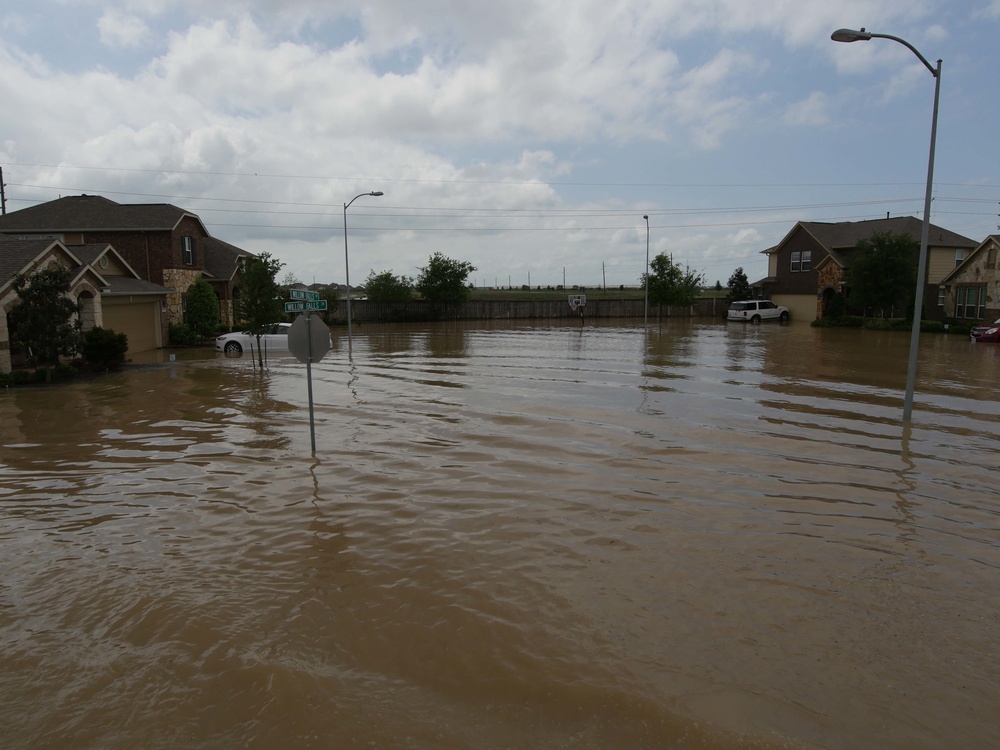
<box><xmin>183</xmin><ymin>236</ymin><xmax>195</xmax><ymax>265</ymax></box>
<box><xmin>937</xmin><ymin>286</ymin><xmax>945</xmax><ymax>307</ymax></box>
<box><xmin>801</xmin><ymin>251</ymin><xmax>812</xmax><ymax>272</ymax></box>
<box><xmin>954</xmin><ymin>249</ymin><xmax>966</xmax><ymax>268</ymax></box>
<box><xmin>955</xmin><ymin>286</ymin><xmax>986</xmax><ymax>319</ymax></box>
<box><xmin>790</xmin><ymin>251</ymin><xmax>801</xmax><ymax>272</ymax></box>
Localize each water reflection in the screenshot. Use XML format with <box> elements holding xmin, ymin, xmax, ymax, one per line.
<box><xmin>2</xmin><ymin>319</ymin><xmax>999</xmax><ymax>750</ymax></box>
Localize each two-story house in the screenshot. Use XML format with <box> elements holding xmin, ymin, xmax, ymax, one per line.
<box><xmin>0</xmin><ymin>194</ymin><xmax>255</xmax><ymax>327</ymax></box>
<box><xmin>754</xmin><ymin>217</ymin><xmax>978</xmax><ymax>321</ymax></box>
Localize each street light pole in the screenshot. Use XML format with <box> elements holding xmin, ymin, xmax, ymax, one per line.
<box><xmin>343</xmin><ymin>190</ymin><xmax>384</xmax><ymax>353</ymax></box>
<box><xmin>643</xmin><ymin>215</ymin><xmax>650</xmax><ymax>325</ymax></box>
<box><xmin>832</xmin><ymin>28</ymin><xmax>941</xmax><ymax>423</ymax></box>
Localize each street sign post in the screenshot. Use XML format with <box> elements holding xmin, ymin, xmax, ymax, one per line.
<box><xmin>288</xmin><ymin>312</ymin><xmax>333</xmax><ymax>454</ymax></box>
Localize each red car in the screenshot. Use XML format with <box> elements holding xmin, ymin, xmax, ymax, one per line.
<box><xmin>970</xmin><ymin>318</ymin><xmax>1000</xmax><ymax>343</ymax></box>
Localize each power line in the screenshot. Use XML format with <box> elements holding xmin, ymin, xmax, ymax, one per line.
<box><xmin>6</xmin><ymin>161</ymin><xmax>999</xmax><ymax>190</ymax></box>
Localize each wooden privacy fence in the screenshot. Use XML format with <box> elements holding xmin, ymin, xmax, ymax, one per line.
<box><xmin>348</xmin><ymin>297</ymin><xmax>723</xmax><ymax>322</ymax></box>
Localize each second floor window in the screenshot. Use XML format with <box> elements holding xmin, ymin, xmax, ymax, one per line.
<box><xmin>790</xmin><ymin>251</ymin><xmax>801</xmax><ymax>272</ymax></box>
<box><xmin>801</xmin><ymin>251</ymin><xmax>812</xmax><ymax>272</ymax></box>
<box><xmin>183</xmin><ymin>236</ymin><xmax>195</xmax><ymax>265</ymax></box>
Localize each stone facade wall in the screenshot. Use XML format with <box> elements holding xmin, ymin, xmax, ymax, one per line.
<box><xmin>162</xmin><ymin>268</ymin><xmax>203</xmax><ymax>325</ymax></box>
<box><xmin>944</xmin><ymin>238</ymin><xmax>1000</xmax><ymax>321</ymax></box>
<box><xmin>816</xmin><ymin>263</ymin><xmax>844</xmax><ymax>319</ymax></box>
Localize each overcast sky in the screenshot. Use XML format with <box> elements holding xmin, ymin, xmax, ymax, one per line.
<box><xmin>2</xmin><ymin>0</ymin><xmax>998</xmax><ymax>289</ymax></box>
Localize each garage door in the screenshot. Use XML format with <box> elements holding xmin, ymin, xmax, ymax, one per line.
<box><xmin>101</xmin><ymin>299</ymin><xmax>162</xmax><ymax>354</ymax></box>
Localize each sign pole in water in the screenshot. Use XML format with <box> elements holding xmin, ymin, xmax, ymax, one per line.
<box><xmin>288</xmin><ymin>304</ymin><xmax>333</xmax><ymax>455</ymax></box>
<box><xmin>305</xmin><ymin>311</ymin><xmax>316</xmax><ymax>453</ymax></box>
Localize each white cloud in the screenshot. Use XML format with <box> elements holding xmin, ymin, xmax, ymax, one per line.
<box><xmin>783</xmin><ymin>91</ymin><xmax>830</xmax><ymax>126</ymax></box>
<box><xmin>98</xmin><ymin>11</ymin><xmax>151</xmax><ymax>49</ymax></box>
<box><xmin>1</xmin><ymin>0</ymin><xmax>995</xmax><ymax>285</ymax></box>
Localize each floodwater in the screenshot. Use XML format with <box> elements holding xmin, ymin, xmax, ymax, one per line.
<box><xmin>1</xmin><ymin>319</ymin><xmax>999</xmax><ymax>749</ymax></box>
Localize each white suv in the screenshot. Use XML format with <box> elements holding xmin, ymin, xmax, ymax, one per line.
<box><xmin>727</xmin><ymin>300</ymin><xmax>789</xmax><ymax>323</ymax></box>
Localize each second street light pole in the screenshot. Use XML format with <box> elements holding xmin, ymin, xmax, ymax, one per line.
<box><xmin>831</xmin><ymin>28</ymin><xmax>941</xmax><ymax>423</ymax></box>
<box><xmin>643</xmin><ymin>215</ymin><xmax>650</xmax><ymax>325</ymax></box>
<box><xmin>343</xmin><ymin>190</ymin><xmax>384</xmax><ymax>354</ymax></box>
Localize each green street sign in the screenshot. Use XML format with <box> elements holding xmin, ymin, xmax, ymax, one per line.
<box><xmin>284</xmin><ymin>300</ymin><xmax>327</xmax><ymax>313</ymax></box>
<box><xmin>289</xmin><ymin>289</ymin><xmax>320</xmax><ymax>301</ymax></box>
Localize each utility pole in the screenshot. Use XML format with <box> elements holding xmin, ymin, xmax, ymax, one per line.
<box><xmin>602</xmin><ymin>262</ymin><xmax>606</xmax><ymax>290</ymax></box>
<box><xmin>0</xmin><ymin>167</ymin><xmax>7</xmax><ymax>215</ymax></box>
<box><xmin>563</xmin><ymin>267</ymin><xmax>566</xmax><ymax>288</ymax></box>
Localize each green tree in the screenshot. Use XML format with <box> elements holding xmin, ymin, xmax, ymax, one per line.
<box><xmin>184</xmin><ymin>277</ymin><xmax>221</xmax><ymax>339</ymax></box>
<box><xmin>845</xmin><ymin>232</ymin><xmax>918</xmax><ymax>317</ymax></box>
<box><xmin>316</xmin><ymin>287</ymin><xmax>340</xmax><ymax>325</ymax></box>
<box><xmin>364</xmin><ymin>270</ymin><xmax>414</xmax><ymax>302</ymax></box>
<box><xmin>236</xmin><ymin>252</ymin><xmax>285</xmax><ymax>367</ymax></box>
<box><xmin>416</xmin><ymin>252</ymin><xmax>476</xmax><ymax>306</ymax></box>
<box><xmin>9</xmin><ymin>266</ymin><xmax>81</xmax><ymax>375</ymax></box>
<box><xmin>643</xmin><ymin>253</ymin><xmax>704</xmax><ymax>310</ymax></box>
<box><xmin>724</xmin><ymin>267</ymin><xmax>752</xmax><ymax>307</ymax></box>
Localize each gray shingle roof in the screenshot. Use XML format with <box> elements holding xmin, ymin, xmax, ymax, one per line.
<box><xmin>203</xmin><ymin>236</ymin><xmax>256</xmax><ymax>281</ymax></box>
<box><xmin>0</xmin><ymin>195</ymin><xmax>201</xmax><ymax>233</ymax></box>
<box><xmin>103</xmin><ymin>277</ymin><xmax>171</xmax><ymax>295</ymax></box>
<box><xmin>799</xmin><ymin>217</ymin><xmax>977</xmax><ymax>252</ymax></box>
<box><xmin>0</xmin><ymin>237</ymin><xmax>65</xmax><ymax>290</ymax></box>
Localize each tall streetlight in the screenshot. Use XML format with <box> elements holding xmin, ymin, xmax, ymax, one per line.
<box><xmin>643</xmin><ymin>215</ymin><xmax>650</xmax><ymax>325</ymax></box>
<box><xmin>832</xmin><ymin>28</ymin><xmax>941</xmax><ymax>423</ymax></box>
<box><xmin>343</xmin><ymin>190</ymin><xmax>384</xmax><ymax>352</ymax></box>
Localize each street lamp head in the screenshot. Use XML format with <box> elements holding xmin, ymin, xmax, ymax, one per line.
<box><xmin>832</xmin><ymin>27</ymin><xmax>872</xmax><ymax>43</ymax></box>
<box><xmin>643</xmin><ymin>215</ymin><xmax>648</xmax><ymax>220</ymax></box>
<box><xmin>370</xmin><ymin>191</ymin><xmax>384</xmax><ymax>197</ymax></box>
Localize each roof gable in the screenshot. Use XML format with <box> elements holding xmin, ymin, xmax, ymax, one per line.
<box><xmin>941</xmin><ymin>234</ymin><xmax>1000</xmax><ymax>284</ymax></box>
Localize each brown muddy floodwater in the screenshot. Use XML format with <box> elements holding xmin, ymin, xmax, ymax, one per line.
<box><xmin>1</xmin><ymin>319</ymin><xmax>999</xmax><ymax>749</ymax></box>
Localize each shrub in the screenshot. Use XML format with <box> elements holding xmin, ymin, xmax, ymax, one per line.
<box><xmin>169</xmin><ymin>323</ymin><xmax>198</xmax><ymax>346</ymax></box>
<box><xmin>812</xmin><ymin>316</ymin><xmax>864</xmax><ymax>328</ymax></box>
<box><xmin>82</xmin><ymin>327</ymin><xmax>129</xmax><ymax>370</ymax></box>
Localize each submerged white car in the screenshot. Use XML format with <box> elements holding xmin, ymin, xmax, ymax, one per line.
<box><xmin>215</xmin><ymin>323</ymin><xmax>293</xmax><ymax>355</ymax></box>
<box><xmin>727</xmin><ymin>300</ymin><xmax>789</xmax><ymax>323</ymax></box>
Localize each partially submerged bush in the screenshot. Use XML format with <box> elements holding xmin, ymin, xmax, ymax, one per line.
<box><xmin>82</xmin><ymin>327</ymin><xmax>129</xmax><ymax>370</ymax></box>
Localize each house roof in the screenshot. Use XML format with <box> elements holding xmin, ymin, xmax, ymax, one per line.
<box><xmin>103</xmin><ymin>276</ymin><xmax>171</xmax><ymax>296</ymax></box>
<box><xmin>765</xmin><ymin>217</ymin><xmax>978</xmax><ymax>260</ymax></box>
<box><xmin>202</xmin><ymin>236</ymin><xmax>255</xmax><ymax>282</ymax></box>
<box><xmin>0</xmin><ymin>238</ymin><xmax>61</xmax><ymax>287</ymax></box>
<box><xmin>0</xmin><ymin>194</ymin><xmax>207</xmax><ymax>234</ymax></box>
<box><xmin>1</xmin><ymin>236</ymin><xmax>169</xmax><ymax>297</ymax></box>
<box><xmin>0</xmin><ymin>237</ymin><xmax>89</xmax><ymax>296</ymax></box>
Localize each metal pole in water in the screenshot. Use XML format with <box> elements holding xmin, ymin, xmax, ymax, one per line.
<box><xmin>305</xmin><ymin>312</ymin><xmax>317</xmax><ymax>454</ymax></box>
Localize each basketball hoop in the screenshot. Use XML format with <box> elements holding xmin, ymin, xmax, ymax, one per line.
<box><xmin>568</xmin><ymin>294</ymin><xmax>586</xmax><ymax>312</ymax></box>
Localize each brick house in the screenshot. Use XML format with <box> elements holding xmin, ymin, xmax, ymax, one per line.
<box><xmin>0</xmin><ymin>195</ymin><xmax>255</xmax><ymax>327</ymax></box>
<box><xmin>754</xmin><ymin>217</ymin><xmax>978</xmax><ymax>322</ymax></box>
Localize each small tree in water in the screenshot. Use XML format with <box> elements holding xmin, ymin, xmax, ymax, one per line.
<box><xmin>364</xmin><ymin>270</ymin><xmax>414</xmax><ymax>303</ymax></box>
<box><xmin>236</xmin><ymin>252</ymin><xmax>285</xmax><ymax>368</ymax></box>
<box><xmin>643</xmin><ymin>252</ymin><xmax>704</xmax><ymax>313</ymax></box>
<box><xmin>416</xmin><ymin>253</ymin><xmax>476</xmax><ymax>310</ymax></box>
<box><xmin>9</xmin><ymin>266</ymin><xmax>81</xmax><ymax>378</ymax></box>
<box><xmin>724</xmin><ymin>267</ymin><xmax>752</xmax><ymax>307</ymax></box>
